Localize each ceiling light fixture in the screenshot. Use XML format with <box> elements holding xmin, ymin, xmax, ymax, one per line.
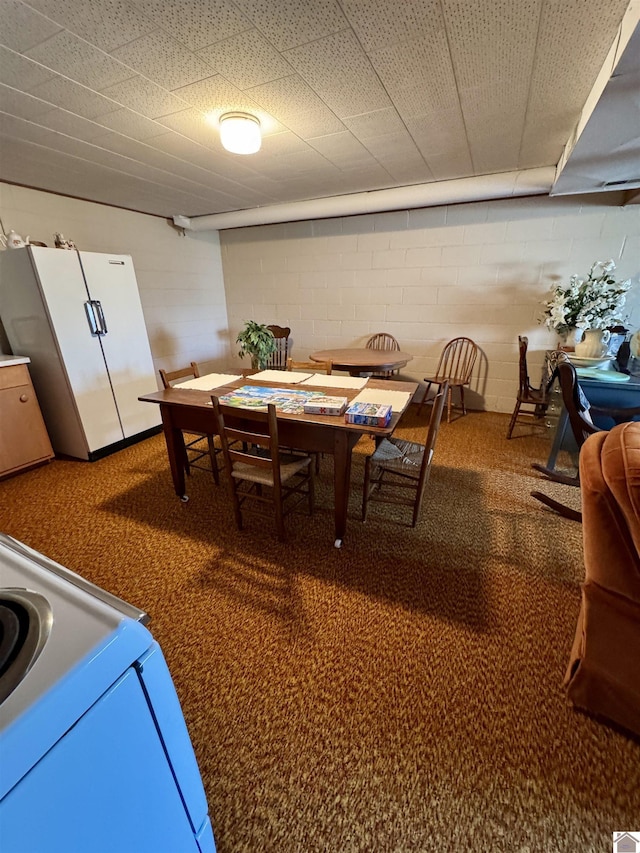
<box><xmin>219</xmin><ymin>112</ymin><xmax>261</xmax><ymax>155</ymax></box>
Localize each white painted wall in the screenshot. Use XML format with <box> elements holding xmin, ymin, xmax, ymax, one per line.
<box><xmin>220</xmin><ymin>192</ymin><xmax>640</xmax><ymax>412</ymax></box>
<box><xmin>0</xmin><ymin>183</ymin><xmax>230</xmax><ymax>381</ymax></box>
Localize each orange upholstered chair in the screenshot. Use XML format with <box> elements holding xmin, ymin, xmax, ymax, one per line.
<box><xmin>564</xmin><ymin>421</ymin><xmax>640</xmax><ymax>737</ymax></box>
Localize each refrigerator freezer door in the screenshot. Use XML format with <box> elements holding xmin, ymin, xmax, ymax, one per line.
<box><xmin>78</xmin><ymin>252</ymin><xmax>160</xmax><ymax>438</ymax></box>
<box><xmin>1</xmin><ymin>248</ymin><xmax>123</xmax><ymax>458</ymax></box>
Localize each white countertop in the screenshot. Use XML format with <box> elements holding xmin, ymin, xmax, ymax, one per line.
<box><xmin>0</xmin><ymin>354</ymin><xmax>30</xmax><ymax>367</ymax></box>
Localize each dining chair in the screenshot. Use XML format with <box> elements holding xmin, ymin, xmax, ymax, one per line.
<box><xmin>417</xmin><ymin>337</ymin><xmax>478</xmax><ymax>423</ymax></box>
<box><xmin>265</xmin><ymin>325</ymin><xmax>291</xmax><ymax>370</ymax></box>
<box><xmin>362</xmin><ymin>382</ymin><xmax>448</xmax><ymax>527</ymax></box>
<box><xmin>287</xmin><ymin>358</ymin><xmax>332</xmax><ymax>374</ymax></box>
<box><xmin>211</xmin><ymin>397</ymin><xmax>314</xmax><ymax>542</ymax></box>
<box><xmin>286</xmin><ymin>358</ymin><xmax>332</xmax><ymax>472</ymax></box>
<box><xmin>366</xmin><ymin>332</ymin><xmax>400</xmax><ymax>377</ymax></box>
<box><xmin>530</xmin><ymin>354</ymin><xmax>640</xmax><ymax>521</ymax></box>
<box><xmin>159</xmin><ymin>362</ymin><xmax>222</xmax><ymax>484</ymax></box>
<box><xmin>506</xmin><ymin>336</ymin><xmax>549</xmax><ymax>438</ymax></box>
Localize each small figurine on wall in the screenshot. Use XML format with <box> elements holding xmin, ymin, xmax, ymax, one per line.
<box><xmin>54</xmin><ymin>233</ymin><xmax>76</xmax><ymax>249</ymax></box>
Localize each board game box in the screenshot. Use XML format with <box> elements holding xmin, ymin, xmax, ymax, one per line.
<box><xmin>302</xmin><ymin>396</ymin><xmax>348</xmax><ymax>416</ymax></box>
<box><xmin>344</xmin><ymin>402</ymin><xmax>392</xmax><ymax>427</ymax></box>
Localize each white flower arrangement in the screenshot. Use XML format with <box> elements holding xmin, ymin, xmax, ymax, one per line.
<box><xmin>542</xmin><ymin>259</ymin><xmax>631</xmax><ymax>333</ymax></box>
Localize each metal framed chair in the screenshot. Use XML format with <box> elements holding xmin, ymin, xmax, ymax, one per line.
<box><xmin>211</xmin><ymin>397</ymin><xmax>314</xmax><ymax>542</ymax></box>
<box><xmin>159</xmin><ymin>362</ymin><xmax>222</xmax><ymax>484</ymax></box>
<box><xmin>417</xmin><ymin>337</ymin><xmax>478</xmax><ymax>423</ymax></box>
<box><xmin>265</xmin><ymin>325</ymin><xmax>291</xmax><ymax>370</ymax></box>
<box><xmin>506</xmin><ymin>336</ymin><xmax>549</xmax><ymax>438</ymax></box>
<box><xmin>362</xmin><ymin>383</ymin><xmax>447</xmax><ymax>527</ymax></box>
<box><xmin>366</xmin><ymin>332</ymin><xmax>400</xmax><ymax>377</ymax></box>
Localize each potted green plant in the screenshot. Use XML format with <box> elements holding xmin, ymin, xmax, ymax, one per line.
<box><xmin>236</xmin><ymin>320</ymin><xmax>276</xmax><ymax>369</ymax></box>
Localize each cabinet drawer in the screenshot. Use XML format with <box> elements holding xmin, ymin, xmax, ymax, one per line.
<box><xmin>0</xmin><ymin>364</ymin><xmax>30</xmax><ymax>391</ymax></box>
<box><xmin>0</xmin><ymin>378</ymin><xmax>54</xmax><ymax>478</ymax></box>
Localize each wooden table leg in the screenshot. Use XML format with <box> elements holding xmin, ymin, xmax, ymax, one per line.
<box><xmin>332</xmin><ymin>430</ymin><xmax>353</xmax><ymax>547</ymax></box>
<box><xmin>160</xmin><ymin>404</ymin><xmax>188</xmax><ymax>501</ymax></box>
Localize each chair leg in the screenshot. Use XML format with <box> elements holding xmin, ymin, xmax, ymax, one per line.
<box><xmin>207</xmin><ymin>434</ymin><xmax>220</xmax><ymax>485</ymax></box>
<box><xmin>308</xmin><ymin>462</ymin><xmax>315</xmax><ymax>515</ymax></box>
<box><xmin>447</xmin><ymin>386</ymin><xmax>453</xmax><ymax>424</ymax></box>
<box><xmin>417</xmin><ymin>382</ymin><xmax>433</xmax><ymax>416</ymax></box>
<box><xmin>229</xmin><ymin>479</ymin><xmax>244</xmax><ymax>531</ymax></box>
<box><xmin>506</xmin><ymin>402</ymin><xmax>521</xmax><ymax>439</ymax></box>
<box><xmin>459</xmin><ymin>385</ymin><xmax>466</xmax><ymax>416</ymax></box>
<box><xmin>274</xmin><ymin>482</ymin><xmax>286</xmax><ymax>542</ymax></box>
<box><xmin>362</xmin><ymin>457</ymin><xmax>372</xmax><ymax>521</ymax></box>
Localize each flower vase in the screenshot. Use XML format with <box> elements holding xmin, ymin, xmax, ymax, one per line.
<box><xmin>574</xmin><ymin>328</ymin><xmax>611</xmax><ymax>359</ymax></box>
<box><xmin>558</xmin><ymin>326</ymin><xmax>582</xmax><ymax>352</ymax></box>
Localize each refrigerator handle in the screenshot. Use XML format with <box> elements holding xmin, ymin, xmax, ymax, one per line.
<box><xmin>84</xmin><ymin>300</ymin><xmax>99</xmax><ymax>336</ymax></box>
<box><xmin>84</xmin><ymin>300</ymin><xmax>108</xmax><ymax>336</ymax></box>
<box><xmin>93</xmin><ymin>300</ymin><xmax>108</xmax><ymax>336</ymax></box>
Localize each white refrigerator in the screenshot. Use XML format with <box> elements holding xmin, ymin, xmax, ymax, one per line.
<box><xmin>0</xmin><ymin>246</ymin><xmax>160</xmax><ymax>460</ymax></box>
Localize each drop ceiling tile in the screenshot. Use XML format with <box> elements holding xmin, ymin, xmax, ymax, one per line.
<box><xmin>99</xmin><ymin>75</ymin><xmax>188</xmax><ymax>118</ymax></box>
<box><xmin>233</xmin><ymin>0</ymin><xmax>348</xmax><ymax>52</ymax></box>
<box><xmin>373</xmin><ymin>38</ymin><xmax>459</xmax><ymax>117</ymax></box>
<box><xmin>0</xmin><ymin>83</ymin><xmax>56</xmax><ymax>121</ymax></box>
<box><xmin>0</xmin><ymin>1</ymin><xmax>62</xmax><ymax>52</ymax></box>
<box><xmin>248</xmin><ymin>75</ymin><xmax>344</xmax><ymax>137</ymax></box>
<box><xmin>36</xmin><ymin>108</ymin><xmax>111</xmax><ymax>141</ymax></box>
<box><xmin>404</xmin><ymin>111</ymin><xmax>469</xmax><ymax>161</ymax></box>
<box><xmin>25</xmin><ymin>30</ymin><xmax>135</xmax><ymax>90</ymax></box>
<box><xmin>29</xmin><ymin>74</ymin><xmax>121</xmax><ymax>118</ymax></box>
<box><xmin>196</xmin><ymin>28</ymin><xmax>294</xmax><ymax>89</ymax></box>
<box><xmin>260</xmin><ymin>130</ymin><xmax>310</xmax><ymax>156</ymax></box>
<box><xmin>308</xmin><ymin>131</ymin><xmax>379</xmax><ymax>169</ymax></box>
<box><xmin>111</xmin><ymin>30</ymin><xmax>214</xmax><ymax>91</ymax></box>
<box><xmin>94</xmin><ymin>108</ymin><xmax>170</xmax><ymax>140</ymax></box>
<box><xmin>23</xmin><ymin>0</ymin><xmax>157</xmax><ymax>52</ymax></box>
<box><xmin>172</xmin><ymin>74</ymin><xmax>248</xmax><ymax>113</ymax></box>
<box><xmin>342</xmin><ymin>0</ymin><xmax>444</xmax><ymax>53</ymax></box>
<box><xmin>145</xmin><ymin>133</ymin><xmax>277</xmax><ymax>200</ymax></box>
<box><xmin>132</xmin><ymin>0</ymin><xmax>251</xmax><ymax>51</ymax></box>
<box><xmin>154</xmin><ymin>108</ymin><xmax>219</xmax><ymax>148</ymax></box>
<box><xmin>443</xmin><ymin>0</ymin><xmax>539</xmax><ymax>91</ymax></box>
<box><xmin>0</xmin><ymin>46</ymin><xmax>55</xmax><ymax>91</ymax></box>
<box><xmin>342</xmin><ymin>108</ymin><xmax>406</xmax><ymax>139</ymax></box>
<box><xmin>0</xmin><ymin>133</ymin><xmax>235</xmax><ymax>217</ymax></box>
<box><xmin>283</xmin><ymin>29</ymin><xmax>391</xmax><ymax>117</ymax></box>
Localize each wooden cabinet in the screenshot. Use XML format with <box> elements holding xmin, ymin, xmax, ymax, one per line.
<box><xmin>0</xmin><ymin>362</ymin><xmax>54</xmax><ymax>479</ymax></box>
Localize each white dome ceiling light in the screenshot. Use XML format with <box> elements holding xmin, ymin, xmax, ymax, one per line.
<box><xmin>219</xmin><ymin>112</ymin><xmax>261</xmax><ymax>155</ymax></box>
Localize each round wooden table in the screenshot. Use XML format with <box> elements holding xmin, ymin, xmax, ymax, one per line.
<box><xmin>309</xmin><ymin>348</ymin><xmax>413</xmax><ymax>376</ymax></box>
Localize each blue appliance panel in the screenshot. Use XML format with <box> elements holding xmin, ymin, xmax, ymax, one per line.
<box><xmin>0</xmin><ymin>663</ymin><xmax>213</xmax><ymax>853</ymax></box>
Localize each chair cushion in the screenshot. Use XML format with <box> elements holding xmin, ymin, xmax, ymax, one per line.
<box><xmin>371</xmin><ymin>437</ymin><xmax>433</xmax><ymax>472</ymax></box>
<box><xmin>231</xmin><ymin>454</ymin><xmax>310</xmax><ymax>485</ymax></box>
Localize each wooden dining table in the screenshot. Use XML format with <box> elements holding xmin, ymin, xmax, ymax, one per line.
<box><xmin>309</xmin><ymin>348</ymin><xmax>413</xmax><ymax>376</ymax></box>
<box><xmin>139</xmin><ymin>373</ymin><xmax>417</xmax><ymax>547</ymax></box>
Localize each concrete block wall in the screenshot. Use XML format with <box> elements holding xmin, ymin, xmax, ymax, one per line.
<box><xmin>220</xmin><ymin>192</ymin><xmax>640</xmax><ymax>412</ymax></box>
<box><xmin>0</xmin><ymin>183</ymin><xmax>230</xmax><ymax>382</ymax></box>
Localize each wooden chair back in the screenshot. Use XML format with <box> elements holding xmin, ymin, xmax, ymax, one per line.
<box><xmin>159</xmin><ymin>361</ymin><xmax>201</xmax><ymax>388</ymax></box>
<box><xmin>505</xmin><ymin>336</ymin><xmax>549</xmax><ymax>438</ymax></box>
<box><xmin>211</xmin><ymin>397</ymin><xmax>314</xmax><ymax>540</ymax></box>
<box><xmin>366</xmin><ymin>333</ymin><xmax>400</xmax><ymax>351</ymax></box>
<box><xmin>435</xmin><ymin>337</ymin><xmax>478</xmax><ymax>384</ymax></box>
<box><xmin>265</xmin><ymin>325</ymin><xmax>291</xmax><ymax>370</ymax></box>
<box><xmin>366</xmin><ymin>332</ymin><xmax>400</xmax><ymax>376</ymax></box>
<box><xmin>362</xmin><ymin>383</ymin><xmax>448</xmax><ymax>527</ymax></box>
<box><xmin>287</xmin><ymin>358</ymin><xmax>332</xmax><ymax>374</ymax></box>
<box><xmin>158</xmin><ymin>362</ymin><xmax>220</xmax><ymax>483</ymax></box>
